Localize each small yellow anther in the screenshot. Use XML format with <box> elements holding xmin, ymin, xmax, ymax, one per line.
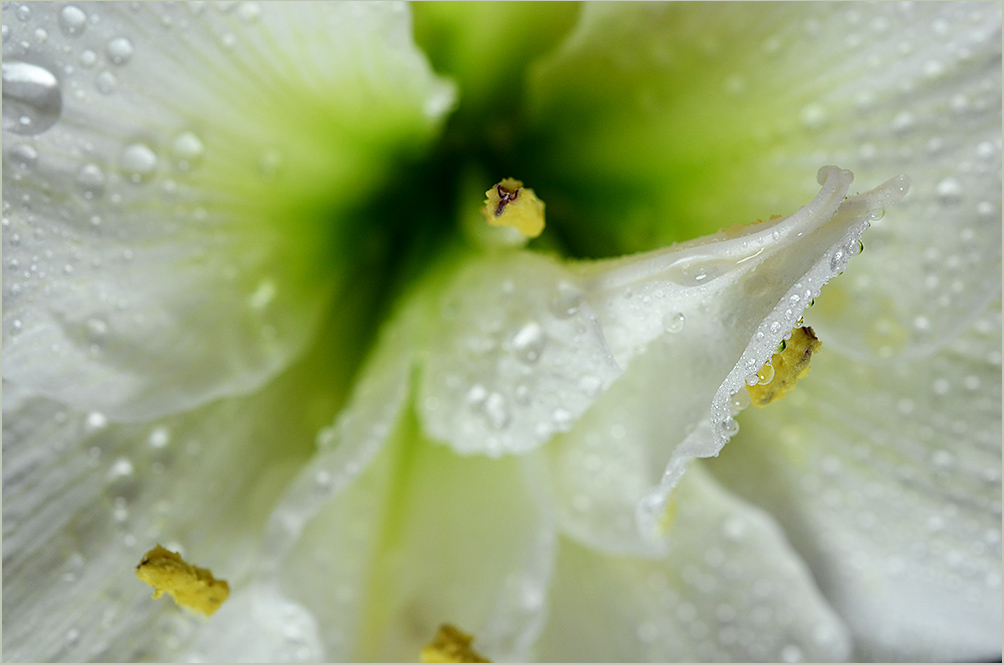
<box><xmin>482</xmin><ymin>178</ymin><xmax>546</xmax><ymax>239</ymax></box>
<box><xmin>421</xmin><ymin>624</ymin><xmax>491</xmax><ymax>663</ymax></box>
<box><xmin>135</xmin><ymin>544</ymin><xmax>230</xmax><ymax>617</ymax></box>
<box><xmin>747</xmin><ymin>326</ymin><xmax>822</xmax><ymax>407</ymax></box>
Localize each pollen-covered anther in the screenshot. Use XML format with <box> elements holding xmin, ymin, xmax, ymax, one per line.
<box><xmin>482</xmin><ymin>177</ymin><xmax>545</xmax><ymax>239</ymax></box>
<box><xmin>747</xmin><ymin>326</ymin><xmax>822</xmax><ymax>407</ymax></box>
<box><xmin>135</xmin><ymin>544</ymin><xmax>230</xmax><ymax>617</ymax></box>
<box><xmin>421</xmin><ymin>623</ymin><xmax>491</xmax><ymax>663</ymax></box>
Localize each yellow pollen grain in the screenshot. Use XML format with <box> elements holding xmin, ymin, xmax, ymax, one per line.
<box><xmin>421</xmin><ymin>624</ymin><xmax>491</xmax><ymax>663</ymax></box>
<box><xmin>482</xmin><ymin>177</ymin><xmax>545</xmax><ymax>239</ymax></box>
<box><xmin>747</xmin><ymin>326</ymin><xmax>822</xmax><ymax>407</ymax></box>
<box><xmin>135</xmin><ymin>544</ymin><xmax>230</xmax><ymax>617</ymax></box>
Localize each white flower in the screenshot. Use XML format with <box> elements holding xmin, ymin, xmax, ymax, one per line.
<box><xmin>3</xmin><ymin>2</ymin><xmax>1000</xmax><ymax>662</ymax></box>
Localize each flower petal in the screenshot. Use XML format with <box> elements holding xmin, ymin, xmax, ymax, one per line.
<box><xmin>532</xmin><ymin>463</ymin><xmax>852</xmax><ymax>662</ymax></box>
<box><xmin>240</xmin><ymin>344</ymin><xmax>555</xmax><ymax>661</ymax></box>
<box><xmin>0</xmin><ymin>337</ymin><xmax>351</xmax><ymax>661</ymax></box>
<box><xmin>418</xmin><ymin>168</ymin><xmax>905</xmax><ymax>466</ymax></box>
<box><xmin>2</xmin><ymin>1</ymin><xmax>454</xmax><ymax>420</ymax></box>
<box><xmin>709</xmin><ymin>299</ymin><xmax>1002</xmax><ymax>660</ymax></box>
<box><xmin>528</xmin><ymin>1</ymin><xmax>1001</xmax><ymax>358</ymax></box>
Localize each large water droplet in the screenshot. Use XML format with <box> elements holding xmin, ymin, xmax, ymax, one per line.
<box><xmin>106</xmin><ymin>37</ymin><xmax>134</xmax><ymax>65</ymax></box>
<box><xmin>2</xmin><ymin>61</ymin><xmax>63</xmax><ymax>135</ymax></box>
<box><xmin>59</xmin><ymin>5</ymin><xmax>88</xmax><ymax>37</ymax></box>
<box><xmin>511</xmin><ymin>321</ymin><xmax>546</xmax><ymax>363</ymax></box>
<box><xmin>120</xmin><ymin>142</ymin><xmax>158</xmax><ymax>183</ymax></box>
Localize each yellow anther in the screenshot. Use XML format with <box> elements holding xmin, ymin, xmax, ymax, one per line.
<box><xmin>421</xmin><ymin>624</ymin><xmax>491</xmax><ymax>663</ymax></box>
<box><xmin>482</xmin><ymin>178</ymin><xmax>546</xmax><ymax>239</ymax></box>
<box><xmin>747</xmin><ymin>326</ymin><xmax>822</xmax><ymax>407</ymax></box>
<box><xmin>135</xmin><ymin>544</ymin><xmax>230</xmax><ymax>617</ymax></box>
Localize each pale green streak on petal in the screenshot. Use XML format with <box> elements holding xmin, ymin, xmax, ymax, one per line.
<box><xmin>2</xmin><ymin>2</ymin><xmax>455</xmax><ymax>420</ymax></box>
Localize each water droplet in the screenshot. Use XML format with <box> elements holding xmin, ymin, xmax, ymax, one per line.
<box><xmin>59</xmin><ymin>5</ymin><xmax>88</xmax><ymax>37</ymax></box>
<box><xmin>65</xmin><ymin>628</ymin><xmax>81</xmax><ymax>645</ymax></box>
<box><xmin>935</xmin><ymin>177</ymin><xmax>963</xmax><ymax>204</ymax></box>
<box><xmin>551</xmin><ymin>408</ymin><xmax>573</xmax><ymax>431</ymax></box>
<box><xmin>577</xmin><ymin>375</ymin><xmax>602</xmax><ymax>397</ymax></box>
<box><xmin>663</xmin><ymin>312</ymin><xmax>685</xmax><ymax>333</ymax></box>
<box><xmin>86</xmin><ymin>411</ymin><xmax>108</xmax><ymax>430</ymax></box>
<box><xmin>120</xmin><ymin>142</ymin><xmax>158</xmax><ymax>183</ymax></box>
<box><xmin>511</xmin><ymin>321</ymin><xmax>546</xmax><ymax>363</ymax></box>
<box><xmin>148</xmin><ymin>426</ymin><xmax>170</xmax><ymax>449</ymax></box>
<box><xmin>549</xmin><ymin>282</ymin><xmax>583</xmax><ymax>319</ymax></box>
<box><xmin>238</xmin><ymin>2</ymin><xmax>262</xmax><ymax>22</ymax></box>
<box><xmin>2</xmin><ymin>61</ymin><xmax>63</xmax><ymax>135</ymax></box>
<box><xmin>830</xmin><ymin>247</ymin><xmax>848</xmax><ymax>274</ymax></box>
<box><xmin>730</xmin><ymin>389</ymin><xmax>750</xmax><ymax>412</ymax></box>
<box><xmin>106</xmin><ymin>37</ymin><xmax>134</xmax><ymax>65</ymax></box>
<box><xmin>79</xmin><ymin>49</ymin><xmax>97</xmax><ymax>68</ymax></box>
<box><xmin>890</xmin><ymin>110</ymin><xmax>915</xmax><ymax>134</ymax></box>
<box><xmin>16</xmin><ymin>5</ymin><xmax>31</xmax><ymax>21</ymax></box>
<box><xmin>722</xmin><ymin>417</ymin><xmax>739</xmax><ymax>436</ymax></box>
<box><xmin>108</xmin><ymin>457</ymin><xmax>134</xmax><ymax>478</ymax></box>
<box><xmin>171</xmin><ymin>131</ymin><xmax>204</xmax><ymax>171</ymax></box>
<box><xmin>482</xmin><ymin>392</ymin><xmax>510</xmax><ymax>430</ymax></box>
<box><xmin>75</xmin><ymin>162</ymin><xmax>107</xmax><ymax>199</ymax></box>
<box><xmin>799</xmin><ymin>103</ymin><xmax>827</xmax><ymax>130</ymax></box>
<box><xmin>8</xmin><ymin>143</ymin><xmax>38</xmax><ymax>169</ymax></box>
<box><xmin>94</xmin><ymin>70</ymin><xmax>117</xmax><ymax>94</ymax></box>
<box><xmin>780</xmin><ymin>644</ymin><xmax>804</xmax><ymax>663</ymax></box>
<box><xmin>466</xmin><ymin>384</ymin><xmax>488</xmax><ymax>409</ymax></box>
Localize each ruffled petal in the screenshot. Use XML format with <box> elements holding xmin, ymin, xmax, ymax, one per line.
<box><xmin>710</xmin><ymin>299</ymin><xmax>1002</xmax><ymax>661</ymax></box>
<box><xmin>485</xmin><ymin>169</ymin><xmax>902</xmax><ymax>554</ymax></box>
<box><xmin>418</xmin><ymin>168</ymin><xmax>906</xmax><ymax>463</ymax></box>
<box><xmin>2</xmin><ymin>1</ymin><xmax>454</xmax><ymax>420</ymax></box>
<box><xmin>528</xmin><ymin>1</ymin><xmax>1001</xmax><ymax>358</ymax></box>
<box><xmin>532</xmin><ymin>464</ymin><xmax>852</xmax><ymax>662</ymax></box>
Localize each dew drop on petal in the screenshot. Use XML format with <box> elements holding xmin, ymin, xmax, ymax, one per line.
<box><xmin>120</xmin><ymin>142</ymin><xmax>158</xmax><ymax>183</ymax></box>
<box><xmin>75</xmin><ymin>162</ymin><xmax>107</xmax><ymax>199</ymax></box>
<box><xmin>935</xmin><ymin>177</ymin><xmax>963</xmax><ymax>204</ymax></box>
<box><xmin>663</xmin><ymin>312</ymin><xmax>685</xmax><ymax>333</ymax></box>
<box><xmin>2</xmin><ymin>60</ymin><xmax>63</xmax><ymax>135</ymax></box>
<box><xmin>94</xmin><ymin>70</ymin><xmax>117</xmax><ymax>94</ymax></box>
<box><xmin>171</xmin><ymin>131</ymin><xmax>204</xmax><ymax>171</ymax></box>
<box><xmin>8</xmin><ymin>143</ymin><xmax>38</xmax><ymax>170</ymax></box>
<box><xmin>59</xmin><ymin>5</ymin><xmax>88</xmax><ymax>37</ymax></box>
<box><xmin>482</xmin><ymin>392</ymin><xmax>511</xmax><ymax>430</ymax></box>
<box><xmin>106</xmin><ymin>37</ymin><xmax>134</xmax><ymax>65</ymax></box>
<box><xmin>511</xmin><ymin>321</ymin><xmax>546</xmax><ymax>364</ymax></box>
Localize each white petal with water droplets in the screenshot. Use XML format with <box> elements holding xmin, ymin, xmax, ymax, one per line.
<box><xmin>530</xmin><ymin>1</ymin><xmax>1001</xmax><ymax>360</ymax></box>
<box><xmin>418</xmin><ymin>168</ymin><xmax>905</xmax><ymax>467</ymax></box>
<box><xmin>532</xmin><ymin>464</ymin><xmax>852</xmax><ymax>662</ymax></box>
<box><xmin>1</xmin><ymin>363</ymin><xmax>324</xmax><ymax>661</ymax></box>
<box><xmin>2</xmin><ymin>1</ymin><xmax>455</xmax><ymax>420</ymax></box>
<box><xmin>211</xmin><ymin>312</ymin><xmax>555</xmax><ymax>661</ymax></box>
<box><xmin>711</xmin><ymin>300</ymin><xmax>1002</xmax><ymax>661</ymax></box>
